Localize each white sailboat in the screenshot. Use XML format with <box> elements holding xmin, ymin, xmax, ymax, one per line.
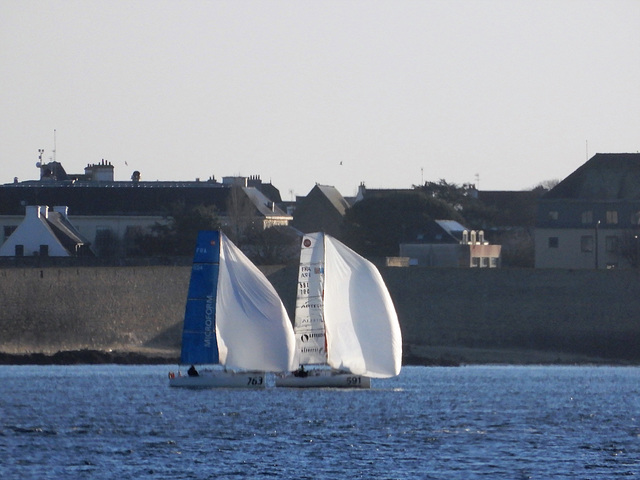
<box><xmin>169</xmin><ymin>230</ymin><xmax>297</xmax><ymax>388</ymax></box>
<box><xmin>276</xmin><ymin>232</ymin><xmax>402</xmax><ymax>388</ymax></box>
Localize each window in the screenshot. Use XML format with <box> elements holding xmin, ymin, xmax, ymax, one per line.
<box><xmin>548</xmin><ymin>211</ymin><xmax>558</xmax><ymax>221</ymax></box>
<box><xmin>548</xmin><ymin>237</ymin><xmax>559</xmax><ymax>248</ymax></box>
<box><xmin>606</xmin><ymin>210</ymin><xmax>618</xmax><ymax>224</ymax></box>
<box><xmin>39</xmin><ymin>245</ymin><xmax>49</xmax><ymax>257</ymax></box>
<box><xmin>471</xmin><ymin>257</ymin><xmax>480</xmax><ymax>267</ymax></box>
<box><xmin>631</xmin><ymin>211</ymin><xmax>640</xmax><ymax>225</ymax></box>
<box><xmin>481</xmin><ymin>257</ymin><xmax>489</xmax><ymax>267</ymax></box>
<box><xmin>490</xmin><ymin>257</ymin><xmax>498</xmax><ymax>268</ymax></box>
<box><xmin>605</xmin><ymin>236</ymin><xmax>619</xmax><ymax>253</ymax></box>
<box><xmin>581</xmin><ymin>235</ymin><xmax>593</xmax><ymax>252</ymax></box>
<box><xmin>15</xmin><ymin>245</ymin><xmax>24</xmax><ymax>256</ymax></box>
<box><xmin>581</xmin><ymin>211</ymin><xmax>593</xmax><ymax>224</ymax></box>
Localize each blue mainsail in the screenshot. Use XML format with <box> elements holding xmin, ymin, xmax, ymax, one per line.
<box><xmin>180</xmin><ymin>231</ymin><xmax>221</xmax><ymax>364</ymax></box>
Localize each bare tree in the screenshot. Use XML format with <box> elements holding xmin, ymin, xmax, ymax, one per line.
<box><xmin>225</xmin><ymin>184</ymin><xmax>259</xmax><ymax>245</ymax></box>
<box><xmin>619</xmin><ymin>231</ymin><xmax>640</xmax><ymax>268</ymax></box>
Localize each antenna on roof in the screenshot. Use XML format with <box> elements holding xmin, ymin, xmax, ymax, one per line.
<box><xmin>586</xmin><ymin>140</ymin><xmax>589</xmax><ymax>161</ymax></box>
<box><xmin>53</xmin><ymin>129</ymin><xmax>57</xmax><ymax>162</ymax></box>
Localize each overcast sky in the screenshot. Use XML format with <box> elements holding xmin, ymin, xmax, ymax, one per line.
<box><xmin>2</xmin><ymin>0</ymin><xmax>639</xmax><ymax>199</ymax></box>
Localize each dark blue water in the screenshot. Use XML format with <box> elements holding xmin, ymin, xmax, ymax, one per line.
<box><xmin>0</xmin><ymin>365</ymin><xmax>639</xmax><ymax>479</ymax></box>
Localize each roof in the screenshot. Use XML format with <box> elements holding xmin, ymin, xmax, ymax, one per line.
<box><xmin>414</xmin><ymin>220</ymin><xmax>469</xmax><ymax>244</ymax></box>
<box><xmin>543</xmin><ymin>153</ymin><xmax>640</xmax><ymax>200</ymax></box>
<box><xmin>0</xmin><ymin>180</ymin><xmax>286</xmax><ymax>218</ymax></box>
<box><xmin>242</xmin><ymin>187</ymin><xmax>289</xmax><ymax>216</ymax></box>
<box><xmin>44</xmin><ymin>210</ymin><xmax>93</xmax><ymax>253</ymax></box>
<box><xmin>315</xmin><ymin>185</ymin><xmax>350</xmax><ymax>215</ymax></box>
<box><xmin>434</xmin><ymin>220</ymin><xmax>467</xmax><ymax>234</ymax></box>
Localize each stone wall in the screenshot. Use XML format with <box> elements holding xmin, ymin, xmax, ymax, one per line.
<box><xmin>1</xmin><ymin>266</ymin><xmax>639</xmax><ymax>363</ymax></box>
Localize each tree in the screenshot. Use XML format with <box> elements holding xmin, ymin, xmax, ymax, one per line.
<box><xmin>417</xmin><ymin>179</ymin><xmax>497</xmax><ymax>229</ymax></box>
<box><xmin>532</xmin><ymin>179</ymin><xmax>561</xmax><ymax>191</ymax></box>
<box><xmin>619</xmin><ymin>231</ymin><xmax>640</xmax><ymax>268</ymax></box>
<box><xmin>94</xmin><ymin>229</ymin><xmax>120</xmax><ymax>257</ymax></box>
<box><xmin>342</xmin><ymin>192</ymin><xmax>463</xmax><ymax>257</ymax></box>
<box><xmin>225</xmin><ymin>184</ymin><xmax>259</xmax><ymax>245</ymax></box>
<box><xmin>493</xmin><ymin>228</ymin><xmax>535</xmax><ymax>268</ymax></box>
<box><xmin>134</xmin><ymin>202</ymin><xmax>221</xmax><ymax>256</ymax></box>
<box><xmin>244</xmin><ymin>226</ymin><xmax>300</xmax><ymax>265</ymax></box>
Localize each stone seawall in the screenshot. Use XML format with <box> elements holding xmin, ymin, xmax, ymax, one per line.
<box><xmin>1</xmin><ymin>266</ymin><xmax>639</xmax><ymax>364</ymax></box>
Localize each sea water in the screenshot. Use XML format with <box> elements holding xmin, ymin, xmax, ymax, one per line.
<box><xmin>0</xmin><ymin>365</ymin><xmax>639</xmax><ymax>479</ymax></box>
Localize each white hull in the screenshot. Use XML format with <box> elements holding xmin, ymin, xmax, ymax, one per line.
<box><xmin>275</xmin><ymin>371</ymin><xmax>371</xmax><ymax>389</ymax></box>
<box><xmin>169</xmin><ymin>370</ymin><xmax>266</xmax><ymax>388</ymax></box>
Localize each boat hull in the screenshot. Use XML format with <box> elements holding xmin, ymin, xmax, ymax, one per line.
<box><xmin>169</xmin><ymin>370</ymin><xmax>266</xmax><ymax>388</ymax></box>
<box><xmin>275</xmin><ymin>371</ymin><xmax>371</xmax><ymax>389</ymax></box>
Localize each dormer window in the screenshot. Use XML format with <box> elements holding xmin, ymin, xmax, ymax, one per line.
<box><xmin>548</xmin><ymin>211</ymin><xmax>558</xmax><ymax>221</ymax></box>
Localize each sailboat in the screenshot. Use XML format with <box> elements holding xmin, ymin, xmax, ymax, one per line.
<box><xmin>169</xmin><ymin>230</ymin><xmax>297</xmax><ymax>388</ymax></box>
<box><xmin>276</xmin><ymin>232</ymin><xmax>402</xmax><ymax>388</ymax></box>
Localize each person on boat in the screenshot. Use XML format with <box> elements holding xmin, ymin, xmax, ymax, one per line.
<box><xmin>294</xmin><ymin>365</ymin><xmax>308</xmax><ymax>377</ymax></box>
<box><xmin>188</xmin><ymin>365</ymin><xmax>199</xmax><ymax>377</ymax></box>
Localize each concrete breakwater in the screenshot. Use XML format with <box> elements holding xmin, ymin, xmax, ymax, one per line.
<box><xmin>1</xmin><ymin>266</ymin><xmax>639</xmax><ymax>364</ymax></box>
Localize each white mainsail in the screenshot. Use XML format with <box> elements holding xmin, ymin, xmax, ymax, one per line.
<box><xmin>293</xmin><ymin>232</ymin><xmax>402</xmax><ymax>378</ymax></box>
<box><xmin>216</xmin><ymin>232</ymin><xmax>298</xmax><ymax>372</ymax></box>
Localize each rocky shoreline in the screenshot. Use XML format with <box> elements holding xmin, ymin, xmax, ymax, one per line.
<box><xmin>1</xmin><ymin>346</ymin><xmax>628</xmax><ymax>367</ymax></box>
<box><xmin>0</xmin><ymin>349</ymin><xmax>179</xmax><ymax>365</ymax></box>
<box><xmin>0</xmin><ymin>348</ymin><xmax>456</xmax><ymax>366</ymax></box>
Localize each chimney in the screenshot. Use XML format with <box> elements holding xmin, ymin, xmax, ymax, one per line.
<box><xmin>53</xmin><ymin>206</ymin><xmax>69</xmax><ymax>218</ymax></box>
<box><xmin>39</xmin><ymin>206</ymin><xmax>48</xmax><ymax>219</ymax></box>
<box><xmin>26</xmin><ymin>205</ymin><xmax>41</xmax><ymax>219</ymax></box>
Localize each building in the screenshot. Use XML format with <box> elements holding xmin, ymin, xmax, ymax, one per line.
<box><xmin>0</xmin><ymin>205</ymin><xmax>93</xmax><ymax>257</ymax></box>
<box><xmin>0</xmin><ymin>161</ymin><xmax>291</xmax><ymax>257</ymax></box>
<box><xmin>291</xmin><ymin>184</ymin><xmax>350</xmax><ymax>238</ymax></box>
<box><xmin>535</xmin><ymin>153</ymin><xmax>640</xmax><ymax>269</ymax></box>
<box><xmin>399</xmin><ymin>220</ymin><xmax>501</xmax><ymax>268</ymax></box>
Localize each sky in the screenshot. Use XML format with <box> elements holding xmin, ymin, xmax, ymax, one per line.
<box><xmin>1</xmin><ymin>0</ymin><xmax>639</xmax><ymax>200</ymax></box>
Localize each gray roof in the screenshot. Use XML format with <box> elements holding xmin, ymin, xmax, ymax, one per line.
<box><xmin>434</xmin><ymin>220</ymin><xmax>467</xmax><ymax>235</ymax></box>
<box><xmin>315</xmin><ymin>185</ymin><xmax>350</xmax><ymax>215</ymax></box>
<box><xmin>544</xmin><ymin>153</ymin><xmax>640</xmax><ymax>200</ymax></box>
<box><xmin>44</xmin><ymin>210</ymin><xmax>93</xmax><ymax>253</ymax></box>
<box><xmin>0</xmin><ymin>180</ymin><xmax>287</xmax><ymax>218</ymax></box>
<box><xmin>242</xmin><ymin>187</ymin><xmax>289</xmax><ymax>216</ymax></box>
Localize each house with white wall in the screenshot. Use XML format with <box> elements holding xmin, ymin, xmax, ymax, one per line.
<box><xmin>0</xmin><ymin>205</ymin><xmax>93</xmax><ymax>257</ymax></box>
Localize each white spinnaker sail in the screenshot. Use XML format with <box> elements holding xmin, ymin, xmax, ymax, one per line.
<box><xmin>324</xmin><ymin>234</ymin><xmax>402</xmax><ymax>378</ymax></box>
<box><xmin>293</xmin><ymin>232</ymin><xmax>327</xmax><ymax>365</ymax></box>
<box><xmin>216</xmin><ymin>232</ymin><xmax>298</xmax><ymax>372</ymax></box>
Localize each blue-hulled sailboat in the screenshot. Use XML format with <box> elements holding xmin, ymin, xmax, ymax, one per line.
<box><xmin>169</xmin><ymin>230</ymin><xmax>297</xmax><ymax>388</ymax></box>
